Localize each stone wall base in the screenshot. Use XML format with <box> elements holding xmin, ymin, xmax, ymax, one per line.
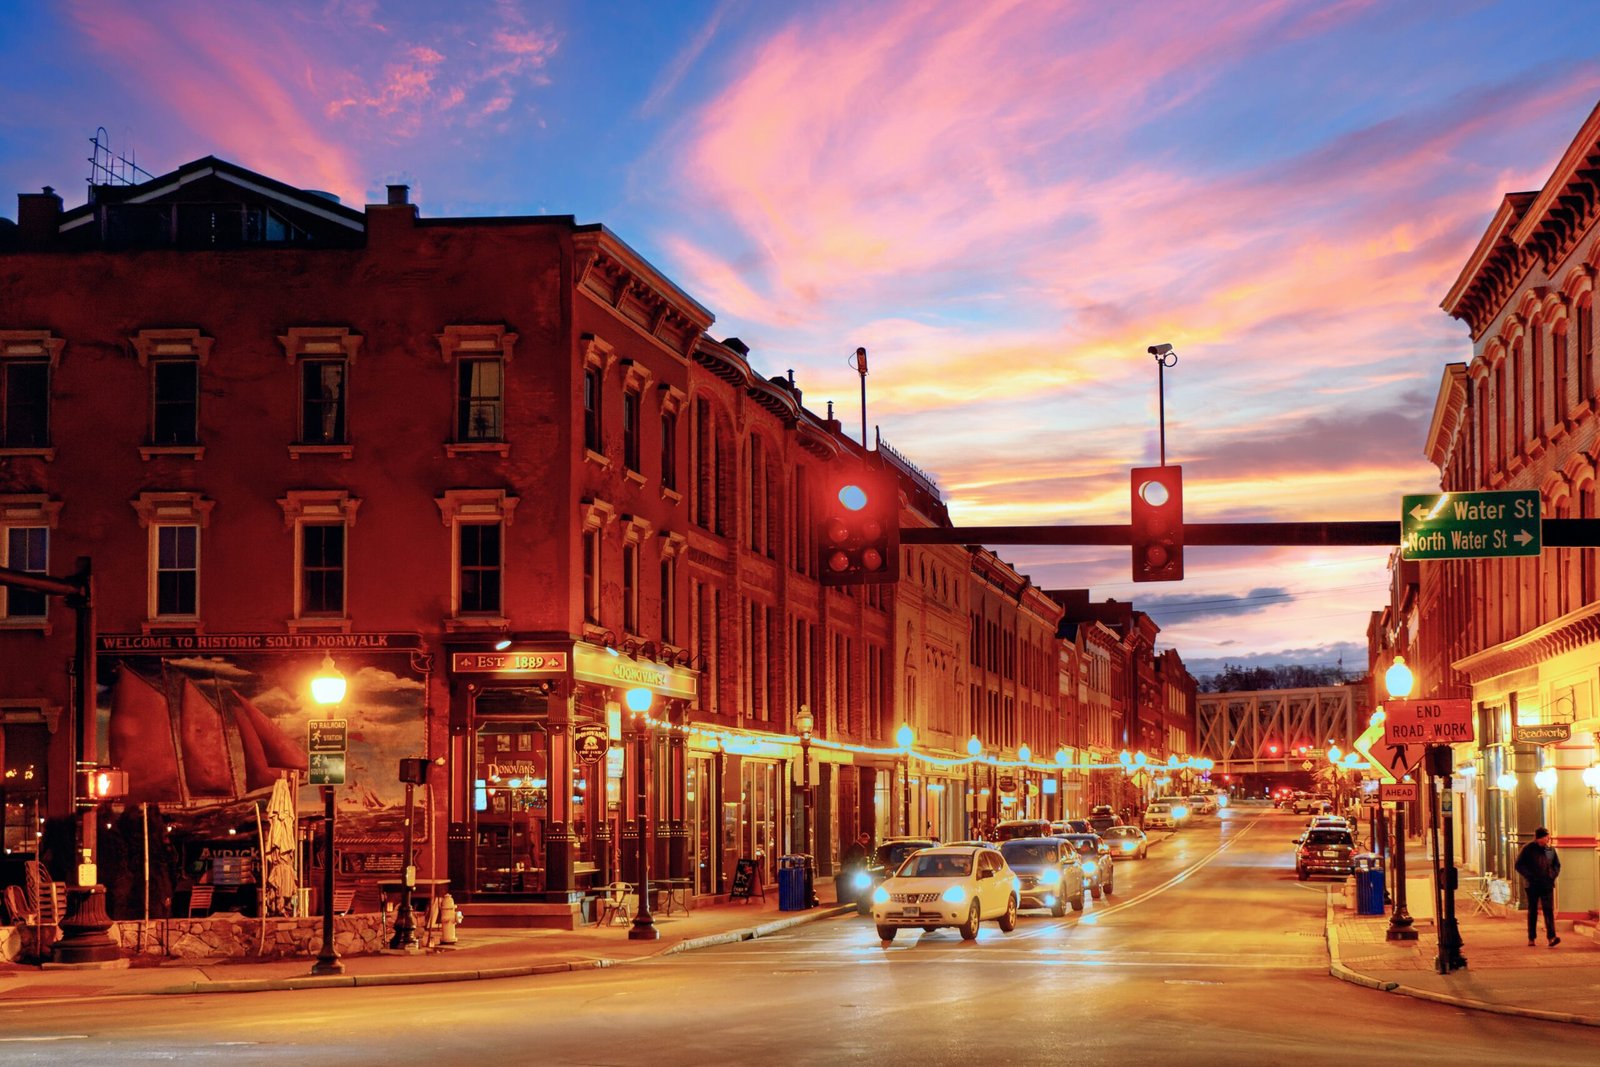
<box><xmin>2</xmin><ymin>914</ymin><xmax>386</xmax><ymax>964</ymax></box>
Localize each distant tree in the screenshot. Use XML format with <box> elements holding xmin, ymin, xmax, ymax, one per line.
<box><xmin>1198</xmin><ymin>662</ymin><xmax>1354</xmax><ymax>692</ymax></box>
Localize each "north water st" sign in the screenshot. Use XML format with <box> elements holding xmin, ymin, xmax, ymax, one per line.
<box><xmin>1401</xmin><ymin>491</ymin><xmax>1540</xmax><ymax>561</ymax></box>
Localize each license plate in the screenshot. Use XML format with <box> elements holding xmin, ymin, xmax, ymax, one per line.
<box><xmin>901</xmin><ymin>906</ymin><xmax>920</xmax><ymax>916</ymax></box>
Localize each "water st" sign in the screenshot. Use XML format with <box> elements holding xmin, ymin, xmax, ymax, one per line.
<box><xmin>1382</xmin><ymin>698</ymin><xmax>1474</xmax><ymax>745</ymax></box>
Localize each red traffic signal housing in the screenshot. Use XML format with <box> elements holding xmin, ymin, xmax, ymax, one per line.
<box><xmin>1131</xmin><ymin>465</ymin><xmax>1183</xmax><ymax>582</ymax></box>
<box><xmin>818</xmin><ymin>462</ymin><xmax>900</xmax><ymax>586</ymax></box>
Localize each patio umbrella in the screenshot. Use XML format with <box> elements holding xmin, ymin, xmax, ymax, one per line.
<box><xmin>263</xmin><ymin>775</ymin><xmax>299</xmax><ymax>917</ymax></box>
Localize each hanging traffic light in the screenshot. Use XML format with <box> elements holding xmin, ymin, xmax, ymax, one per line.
<box><xmin>818</xmin><ymin>462</ymin><xmax>900</xmax><ymax>586</ymax></box>
<box><xmin>1130</xmin><ymin>464</ymin><xmax>1183</xmax><ymax>582</ymax></box>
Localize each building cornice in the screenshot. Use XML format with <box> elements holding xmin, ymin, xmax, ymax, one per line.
<box><xmin>1452</xmin><ymin>599</ymin><xmax>1600</xmax><ymax>681</ymax></box>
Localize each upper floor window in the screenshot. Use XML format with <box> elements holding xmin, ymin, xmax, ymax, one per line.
<box><xmin>438</xmin><ymin>325</ymin><xmax>516</xmax><ymax>451</ymax></box>
<box><xmin>623</xmin><ymin>389</ymin><xmax>641</xmax><ymax>473</ymax></box>
<box><xmin>1</xmin><ymin>495</ymin><xmax>59</xmax><ymax>624</ymax></box>
<box><xmin>132</xmin><ymin>491</ymin><xmax>213</xmax><ymax>625</ymax></box>
<box><xmin>434</xmin><ymin>489</ymin><xmax>519</xmax><ymax>628</ymax></box>
<box><xmin>0</xmin><ymin>332</ymin><xmax>63</xmax><ymax>453</ymax></box>
<box><xmin>621</xmin><ymin>514</ymin><xmax>653</xmax><ymax>636</ymax></box>
<box><xmin>661</xmin><ymin>408</ymin><xmax>679</xmax><ymax>493</ymax></box>
<box><xmin>580</xmin><ymin>498</ymin><xmax>617</xmax><ymax>630</ymax></box>
<box><xmin>280</xmin><ymin>327</ymin><xmax>362</xmax><ymax>456</ymax></box>
<box><xmin>278</xmin><ymin>490</ymin><xmax>361</xmax><ymax>626</ymax></box>
<box><xmin>133</xmin><ymin>329</ymin><xmax>212</xmax><ymax>454</ymax></box>
<box><xmin>584</xmin><ymin>367</ymin><xmax>603</xmax><ymax>453</ymax></box>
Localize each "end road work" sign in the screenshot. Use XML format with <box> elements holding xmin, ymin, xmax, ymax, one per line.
<box><xmin>1382</xmin><ymin>698</ymin><xmax>1474</xmax><ymax>745</ymax></box>
<box><xmin>1401</xmin><ymin>491</ymin><xmax>1540</xmax><ymax>560</ymax></box>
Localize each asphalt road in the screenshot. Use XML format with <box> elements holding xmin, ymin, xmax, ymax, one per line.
<box><xmin>0</xmin><ymin>806</ymin><xmax>1588</xmax><ymax>1066</ymax></box>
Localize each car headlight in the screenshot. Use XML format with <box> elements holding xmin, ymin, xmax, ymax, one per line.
<box><xmin>852</xmin><ymin>871</ymin><xmax>873</xmax><ymax>890</ymax></box>
<box><xmin>1082</xmin><ymin>861</ymin><xmax>1097</xmax><ymax>876</ymax></box>
<box><xmin>1038</xmin><ymin>869</ymin><xmax>1061</xmax><ymax>886</ymax></box>
<box><xmin>871</xmin><ymin>886</ymin><xmax>890</xmax><ymax>905</ymax></box>
<box><xmin>1173</xmin><ymin>806</ymin><xmax>1189</xmax><ymax>819</ymax></box>
<box><xmin>1121</xmin><ymin>841</ymin><xmax>1135</xmax><ymax>851</ymax></box>
<box><xmin>941</xmin><ymin>885</ymin><xmax>968</xmax><ymax>904</ymax></box>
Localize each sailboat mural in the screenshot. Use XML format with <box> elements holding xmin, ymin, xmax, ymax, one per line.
<box><xmin>109</xmin><ymin>664</ymin><xmax>307</xmax><ymax>804</ymax></box>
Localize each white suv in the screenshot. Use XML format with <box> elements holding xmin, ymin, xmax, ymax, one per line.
<box><xmin>1144</xmin><ymin>802</ymin><xmax>1179</xmax><ymax>829</ymax></box>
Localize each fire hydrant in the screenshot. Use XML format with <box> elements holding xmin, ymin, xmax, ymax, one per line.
<box><xmin>438</xmin><ymin>893</ymin><xmax>461</xmax><ymax>947</ymax></box>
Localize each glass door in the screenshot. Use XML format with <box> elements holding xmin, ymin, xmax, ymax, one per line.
<box><xmin>689</xmin><ymin>754</ymin><xmax>716</xmax><ymax>895</ymax></box>
<box><xmin>471</xmin><ymin>719</ymin><xmax>548</xmax><ymax>895</ymax></box>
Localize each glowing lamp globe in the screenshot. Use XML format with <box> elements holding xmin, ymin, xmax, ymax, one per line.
<box><xmin>1497</xmin><ymin>772</ymin><xmax>1518</xmax><ymax>792</ymax></box>
<box><xmin>1018</xmin><ymin>744</ymin><xmax>1031</xmax><ymax>763</ymax></box>
<box><xmin>1384</xmin><ymin>657</ymin><xmax>1414</xmax><ymax>699</ymax></box>
<box><xmin>895</xmin><ymin>722</ymin><xmax>914</xmax><ymax>749</ymax></box>
<box><xmin>624</xmin><ymin>687</ymin><xmax>653</xmax><ymax>713</ymax></box>
<box><xmin>968</xmin><ymin>735</ymin><xmax>983</xmax><ymax>757</ymax></box>
<box><xmin>310</xmin><ymin>654</ymin><xmax>346</xmax><ymax>705</ymax></box>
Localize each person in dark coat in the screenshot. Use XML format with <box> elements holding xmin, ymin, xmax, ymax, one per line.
<box><xmin>841</xmin><ymin>832</ymin><xmax>871</xmax><ymax>867</ymax></box>
<box><xmin>1514</xmin><ymin>827</ymin><xmax>1562</xmax><ymax>947</ymax></box>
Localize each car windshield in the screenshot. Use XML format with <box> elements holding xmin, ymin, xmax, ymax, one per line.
<box><xmin>877</xmin><ymin>842</ymin><xmax>935</xmax><ymax>869</ymax></box>
<box><xmin>999</xmin><ymin>842</ymin><xmax>1058</xmax><ymax>867</ymax></box>
<box><xmin>1305</xmin><ymin>830</ymin><xmax>1354</xmax><ymax>847</ymax></box>
<box><xmin>1102</xmin><ymin>828</ymin><xmax>1137</xmax><ymax>840</ymax></box>
<box><xmin>1148</xmin><ymin>804</ymin><xmax>1170</xmax><ymax>812</ymax></box>
<box><xmin>1061</xmin><ymin>835</ymin><xmax>1098</xmax><ymax>852</ymax></box>
<box><xmin>899</xmin><ymin>853</ymin><xmax>973</xmax><ymax>878</ymax></box>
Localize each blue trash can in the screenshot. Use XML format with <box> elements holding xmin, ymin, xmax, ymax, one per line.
<box><xmin>777</xmin><ymin>856</ymin><xmax>806</xmax><ymax>911</ymax></box>
<box><xmin>1356</xmin><ymin>868</ymin><xmax>1385</xmax><ymax>915</ymax></box>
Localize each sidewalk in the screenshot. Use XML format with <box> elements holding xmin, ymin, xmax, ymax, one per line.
<box><xmin>1326</xmin><ymin>885</ymin><xmax>1600</xmax><ymax>1026</ymax></box>
<box><xmin>0</xmin><ymin>892</ymin><xmax>856</xmax><ymax>1003</ymax></box>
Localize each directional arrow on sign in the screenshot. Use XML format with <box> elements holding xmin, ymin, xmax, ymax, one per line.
<box><xmin>1515</xmin><ymin>530</ymin><xmax>1534</xmax><ymax>546</ymax></box>
<box><xmin>1353</xmin><ymin>715</ymin><xmax>1424</xmax><ymax>785</ymax></box>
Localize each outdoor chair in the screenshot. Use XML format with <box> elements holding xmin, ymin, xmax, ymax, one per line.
<box><xmin>24</xmin><ymin>861</ymin><xmax>65</xmax><ymax>926</ymax></box>
<box><xmin>331</xmin><ymin>887</ymin><xmax>356</xmax><ymax>915</ymax></box>
<box><xmin>597</xmin><ymin>881</ymin><xmax>634</xmax><ymax>926</ymax></box>
<box><xmin>187</xmin><ymin>885</ymin><xmax>215</xmax><ymax>917</ymax></box>
<box><xmin>3</xmin><ymin>884</ymin><xmax>32</xmax><ymax>925</ymax></box>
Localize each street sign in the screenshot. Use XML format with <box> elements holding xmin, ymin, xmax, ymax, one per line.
<box><xmin>1383</xmin><ymin>698</ymin><xmax>1474</xmax><ymax>745</ymax></box>
<box><xmin>1380</xmin><ymin>783</ymin><xmax>1419</xmax><ymax>802</ymax></box>
<box><xmin>1401</xmin><ymin>490</ymin><xmax>1539</xmax><ymax>560</ymax></box>
<box><xmin>1515</xmin><ymin>723</ymin><xmax>1572</xmax><ymax>745</ymax></box>
<box><xmin>309</xmin><ymin>752</ymin><xmax>346</xmax><ymax>785</ymax></box>
<box><xmin>1300</xmin><ymin>760</ymin><xmax>1313</xmax><ymax>771</ymax></box>
<box><xmin>308</xmin><ymin>719</ymin><xmax>348</xmax><ymax>753</ymax></box>
<box><xmin>1353</xmin><ymin>718</ymin><xmax>1424</xmax><ymax>784</ymax></box>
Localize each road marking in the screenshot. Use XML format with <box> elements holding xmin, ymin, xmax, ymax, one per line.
<box><xmin>0</xmin><ymin>1036</ymin><xmax>88</xmax><ymax>1043</ymax></box>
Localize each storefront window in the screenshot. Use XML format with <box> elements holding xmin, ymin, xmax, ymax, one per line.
<box><xmin>740</xmin><ymin>760</ymin><xmax>778</xmax><ymax>884</ymax></box>
<box><xmin>689</xmin><ymin>754</ymin><xmax>715</xmax><ymax>895</ymax></box>
<box><xmin>472</xmin><ymin>717</ymin><xmax>548</xmax><ymax>894</ymax></box>
<box><xmin>2</xmin><ymin>723</ymin><xmax>47</xmax><ymax>857</ymax></box>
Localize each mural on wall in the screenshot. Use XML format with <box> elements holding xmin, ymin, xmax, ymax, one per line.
<box><xmin>96</xmin><ymin>635</ymin><xmax>430</xmax><ymax>839</ymax></box>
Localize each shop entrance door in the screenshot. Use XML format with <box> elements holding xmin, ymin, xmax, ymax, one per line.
<box><xmin>471</xmin><ymin>714</ymin><xmax>548</xmax><ymax>896</ymax></box>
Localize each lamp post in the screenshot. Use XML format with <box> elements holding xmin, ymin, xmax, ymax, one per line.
<box><xmin>896</xmin><ymin>723</ymin><xmax>914</xmax><ymax>836</ymax></box>
<box><xmin>966</xmin><ymin>735</ymin><xmax>982</xmax><ymax>837</ymax></box>
<box><xmin>796</xmin><ymin>705</ymin><xmax>817</xmax><ymax>906</ymax></box>
<box><xmin>626</xmin><ymin>687</ymin><xmax>658</xmax><ymax>941</ymax></box>
<box><xmin>1017</xmin><ymin>744</ymin><xmax>1031</xmax><ymax>818</ymax></box>
<box><xmin>310</xmin><ymin>653</ymin><xmax>345</xmax><ymax>976</ymax></box>
<box><xmin>1055</xmin><ymin>748</ymin><xmax>1068</xmax><ymax>821</ymax></box>
<box><xmin>1383</xmin><ymin>660</ymin><xmax>1417</xmax><ymax>944</ymax></box>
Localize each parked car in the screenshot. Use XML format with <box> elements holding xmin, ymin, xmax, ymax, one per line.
<box><xmin>870</xmin><ymin>845</ymin><xmax>1021</xmax><ymax>941</ymax></box>
<box><xmin>842</xmin><ymin>837</ymin><xmax>938</xmax><ymax>914</ymax></box>
<box><xmin>998</xmin><ymin>837</ymin><xmax>1086</xmax><ymax>916</ymax></box>
<box><xmin>943</xmin><ymin>839</ymin><xmax>1000</xmax><ymax>850</ymax></box>
<box><xmin>1099</xmin><ymin>824</ymin><xmax>1149</xmax><ymax>859</ymax></box>
<box><xmin>1144</xmin><ymin>802</ymin><xmax>1179</xmax><ymax>829</ymax></box>
<box><xmin>1292</xmin><ymin>794</ymin><xmax>1332</xmax><ymax>815</ymax></box>
<box><xmin>994</xmin><ymin>819</ymin><xmax>1053</xmax><ymax>841</ymax></box>
<box><xmin>1057</xmin><ymin>832</ymin><xmax>1115</xmax><ymax>898</ymax></box>
<box><xmin>1294</xmin><ymin>827</ymin><xmax>1360</xmax><ymax>880</ymax></box>
<box><xmin>1051</xmin><ymin>819</ymin><xmax>1093</xmax><ymax>835</ymax></box>
<box><xmin>1188</xmin><ymin>794</ymin><xmax>1216</xmax><ymax>816</ymax></box>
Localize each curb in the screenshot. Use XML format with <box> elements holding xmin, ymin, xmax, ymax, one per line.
<box><xmin>1323</xmin><ymin>889</ymin><xmax>1599</xmax><ymax>1026</ymax></box>
<box><xmin>21</xmin><ymin>904</ymin><xmax>855</xmax><ymax>1001</ymax></box>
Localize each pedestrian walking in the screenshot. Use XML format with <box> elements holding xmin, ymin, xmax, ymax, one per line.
<box><xmin>1514</xmin><ymin>827</ymin><xmax>1562</xmax><ymax>947</ymax></box>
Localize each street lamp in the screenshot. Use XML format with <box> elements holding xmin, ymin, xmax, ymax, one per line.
<box><xmin>896</xmin><ymin>723</ymin><xmax>915</xmax><ymax>836</ymax></box>
<box><xmin>966</xmin><ymin>735</ymin><xmax>982</xmax><ymax>837</ymax></box>
<box><xmin>1018</xmin><ymin>744</ymin><xmax>1031</xmax><ymax>818</ymax></box>
<box><xmin>1055</xmin><ymin>747</ymin><xmax>1068</xmax><ymax>821</ymax></box>
<box><xmin>310</xmin><ymin>653</ymin><xmax>345</xmax><ymax>976</ymax></box>
<box><xmin>625</xmin><ymin>687</ymin><xmax>658</xmax><ymax>941</ymax></box>
<box><xmin>795</xmin><ymin>705</ymin><xmax>817</xmax><ymax>906</ymax></box>
<box><xmin>1381</xmin><ymin>664</ymin><xmax>1417</xmax><ymax>945</ymax></box>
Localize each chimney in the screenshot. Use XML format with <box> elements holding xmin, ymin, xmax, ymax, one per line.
<box><xmin>18</xmin><ymin>186</ymin><xmax>62</xmax><ymax>245</ymax></box>
<box><xmin>386</xmin><ymin>184</ymin><xmax>409</xmax><ymax>205</ymax></box>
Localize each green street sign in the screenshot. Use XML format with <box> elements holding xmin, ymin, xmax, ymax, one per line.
<box><xmin>309</xmin><ymin>752</ymin><xmax>346</xmax><ymax>785</ymax></box>
<box><xmin>1401</xmin><ymin>490</ymin><xmax>1540</xmax><ymax>560</ymax></box>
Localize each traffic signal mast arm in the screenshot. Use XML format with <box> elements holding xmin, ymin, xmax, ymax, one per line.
<box><xmin>900</xmin><ymin>519</ymin><xmax>1600</xmax><ymax>548</ymax></box>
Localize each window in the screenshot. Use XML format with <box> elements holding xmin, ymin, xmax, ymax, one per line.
<box><xmin>661</xmin><ymin>409</ymin><xmax>679</xmax><ymax>492</ymax></box>
<box><xmin>132</xmin><ymin>491</ymin><xmax>212</xmax><ymax>624</ymax></box>
<box><xmin>584</xmin><ymin>368</ymin><xmax>602</xmax><ymax>454</ymax></box>
<box><xmin>280</xmin><ymin>327</ymin><xmax>362</xmax><ymax>455</ymax></box>
<box><xmin>0</xmin><ymin>332</ymin><xmax>63</xmax><ymax>452</ymax></box>
<box><xmin>458</xmin><ymin>523</ymin><xmax>501</xmax><ymax>615</ymax></box>
<box><xmin>133</xmin><ymin>329</ymin><xmax>212</xmax><ymax>453</ymax></box>
<box><xmin>438</xmin><ymin>326</ymin><xmax>516</xmax><ymax>451</ymax></box>
<box><xmin>660</xmin><ymin>557</ymin><xmax>676</xmax><ymax>643</ymax></box>
<box><xmin>278</xmin><ymin>490</ymin><xmax>360</xmax><ymax>626</ymax></box>
<box><xmin>622</xmin><ymin>542</ymin><xmax>639</xmax><ymax>634</ymax></box>
<box><xmin>155</xmin><ymin>525</ymin><xmax>199</xmax><ymax>617</ymax></box>
<box><xmin>3</xmin><ymin>527</ymin><xmax>47</xmax><ymax>619</ymax></box>
<box><xmin>434</xmin><ymin>489</ymin><xmax>518</xmax><ymax>627</ymax></box>
<box><xmin>623</xmin><ymin>389</ymin><xmax>641</xmax><ymax>472</ymax></box>
<box><xmin>583</xmin><ymin>528</ymin><xmax>600</xmax><ymax>624</ymax></box>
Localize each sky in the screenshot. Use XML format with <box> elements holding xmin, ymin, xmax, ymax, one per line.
<box><xmin>4</xmin><ymin>0</ymin><xmax>1599</xmax><ymax>679</ymax></box>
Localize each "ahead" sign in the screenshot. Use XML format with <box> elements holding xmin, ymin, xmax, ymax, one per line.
<box><xmin>1383</xmin><ymin>699</ymin><xmax>1474</xmax><ymax>745</ymax></box>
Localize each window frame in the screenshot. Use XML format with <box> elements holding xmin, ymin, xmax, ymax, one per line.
<box><xmin>278</xmin><ymin>489</ymin><xmax>361</xmax><ymax>630</ymax></box>
<box><xmin>0</xmin><ymin>331</ymin><xmax>64</xmax><ymax>457</ymax></box>
<box><xmin>132</xmin><ymin>491</ymin><xmax>213</xmax><ymax>628</ymax></box>
<box><xmin>434</xmin><ymin>489</ymin><xmax>518</xmax><ymax>630</ymax></box>
<box><xmin>439</xmin><ymin>325</ymin><xmax>516</xmax><ymax>456</ymax></box>
<box><xmin>0</xmin><ymin>495</ymin><xmax>60</xmax><ymax>628</ymax></box>
<box><xmin>280</xmin><ymin>327</ymin><xmax>362</xmax><ymax>458</ymax></box>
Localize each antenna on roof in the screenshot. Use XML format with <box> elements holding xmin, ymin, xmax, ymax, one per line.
<box><xmin>87</xmin><ymin>127</ymin><xmax>152</xmax><ymax>200</ymax></box>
